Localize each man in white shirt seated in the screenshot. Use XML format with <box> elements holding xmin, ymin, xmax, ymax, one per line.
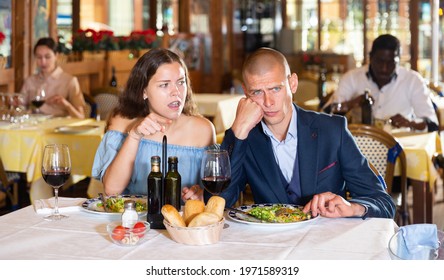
<box><xmin>328</xmin><ymin>34</ymin><xmax>438</xmax><ymax>132</ymax></box>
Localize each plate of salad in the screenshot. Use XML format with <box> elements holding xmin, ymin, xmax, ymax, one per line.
<box><xmin>81</xmin><ymin>194</ymin><xmax>147</xmax><ymax>216</ymax></box>
<box><xmin>227</xmin><ymin>203</ymin><xmax>318</xmax><ymax>226</ymax></box>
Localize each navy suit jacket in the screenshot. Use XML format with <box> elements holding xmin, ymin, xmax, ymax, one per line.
<box><xmin>220</xmin><ymin>105</ymin><xmax>396</xmax><ymax>219</ymax></box>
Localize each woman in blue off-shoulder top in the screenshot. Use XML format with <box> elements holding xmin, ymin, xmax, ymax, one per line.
<box><xmin>92</xmin><ymin>49</ymin><xmax>216</xmax><ymax>202</ymax></box>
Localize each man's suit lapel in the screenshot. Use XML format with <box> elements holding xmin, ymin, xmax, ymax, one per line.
<box><xmin>249</xmin><ymin>126</ymin><xmax>289</xmax><ymax>202</ymax></box>
<box><xmin>296</xmin><ymin>107</ymin><xmax>320</xmax><ymax>197</ymax></box>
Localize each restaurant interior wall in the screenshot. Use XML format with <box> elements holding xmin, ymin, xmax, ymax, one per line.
<box><xmin>1</xmin><ymin>0</ymin><xmax>444</xmax><ymax>94</ymax></box>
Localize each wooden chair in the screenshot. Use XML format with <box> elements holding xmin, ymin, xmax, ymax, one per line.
<box><xmin>348</xmin><ymin>124</ymin><xmax>410</xmax><ymax>225</ymax></box>
<box><xmin>94</xmin><ymin>93</ymin><xmax>119</xmax><ymax>121</ymax></box>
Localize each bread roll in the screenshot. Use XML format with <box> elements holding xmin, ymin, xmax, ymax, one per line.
<box><xmin>204</xmin><ymin>196</ymin><xmax>226</xmax><ymax>219</ymax></box>
<box><xmin>188</xmin><ymin>212</ymin><xmax>221</xmax><ymax>227</ymax></box>
<box><xmin>161</xmin><ymin>204</ymin><xmax>186</xmax><ymax>227</ymax></box>
<box><xmin>183</xmin><ymin>200</ymin><xmax>205</xmax><ymax>226</ymax></box>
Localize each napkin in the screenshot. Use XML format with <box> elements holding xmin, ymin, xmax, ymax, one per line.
<box><xmin>34</xmin><ymin>197</ymin><xmax>86</xmax><ymax>215</ymax></box>
<box><xmin>396</xmin><ymin>224</ymin><xmax>439</xmax><ymax>259</ymax></box>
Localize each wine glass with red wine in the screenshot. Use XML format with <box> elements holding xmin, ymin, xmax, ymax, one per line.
<box><xmin>41</xmin><ymin>144</ymin><xmax>71</xmax><ymax>221</ymax></box>
<box><xmin>200</xmin><ymin>149</ymin><xmax>231</xmax><ymax>196</ymax></box>
<box><xmin>31</xmin><ymin>89</ymin><xmax>46</xmax><ymax>114</ymax></box>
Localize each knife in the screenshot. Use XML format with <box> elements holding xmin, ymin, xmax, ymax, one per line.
<box><xmin>225</xmin><ymin>207</ymin><xmax>269</xmax><ymax>223</ymax></box>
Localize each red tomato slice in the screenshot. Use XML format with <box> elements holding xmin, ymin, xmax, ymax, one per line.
<box><xmin>112</xmin><ymin>225</ymin><xmax>126</xmax><ymax>241</ymax></box>
<box><xmin>132</xmin><ymin>222</ymin><xmax>146</xmax><ymax>238</ymax></box>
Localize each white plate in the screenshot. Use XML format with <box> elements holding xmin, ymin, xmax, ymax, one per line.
<box><xmin>81</xmin><ymin>195</ymin><xmax>147</xmax><ymax>216</ymax></box>
<box><xmin>29</xmin><ymin>113</ymin><xmax>52</xmax><ymax>121</ymax></box>
<box><xmin>227</xmin><ymin>203</ymin><xmax>318</xmax><ymax>226</ymax></box>
<box><xmin>54</xmin><ymin>125</ymin><xmax>99</xmax><ymax>134</ymax></box>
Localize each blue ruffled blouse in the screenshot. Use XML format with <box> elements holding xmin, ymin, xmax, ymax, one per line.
<box><xmin>92</xmin><ymin>130</ymin><xmax>210</xmax><ymax>195</ymax></box>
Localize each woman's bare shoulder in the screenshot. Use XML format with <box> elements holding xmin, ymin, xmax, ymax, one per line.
<box><xmin>184</xmin><ymin>115</ymin><xmax>216</xmax><ymax>146</ymax></box>
<box><xmin>107</xmin><ymin>115</ymin><xmax>138</xmax><ymax>133</ymax></box>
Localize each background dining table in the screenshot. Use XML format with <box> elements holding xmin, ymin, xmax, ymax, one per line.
<box><xmin>393</xmin><ymin>131</ymin><xmax>441</xmax><ymax>224</ymax></box>
<box><xmin>0</xmin><ymin>116</ymin><xmax>105</xmax><ymax>183</ymax></box>
<box><xmin>194</xmin><ymin>93</ymin><xmax>243</xmax><ymax>135</ymax></box>
<box><xmin>0</xmin><ymin>200</ymin><xmax>396</xmax><ymax>260</ymax></box>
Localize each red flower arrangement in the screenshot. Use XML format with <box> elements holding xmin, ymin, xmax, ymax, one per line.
<box><xmin>118</xmin><ymin>29</ymin><xmax>157</xmax><ymax>50</ymax></box>
<box><xmin>72</xmin><ymin>29</ymin><xmax>119</xmax><ymax>52</ymax></box>
<box><xmin>301</xmin><ymin>52</ymin><xmax>322</xmax><ymax>67</ymax></box>
<box><xmin>0</xmin><ymin>32</ymin><xmax>5</xmax><ymax>45</ymax></box>
<box><xmin>72</xmin><ymin>28</ymin><xmax>158</xmax><ymax>52</ymax></box>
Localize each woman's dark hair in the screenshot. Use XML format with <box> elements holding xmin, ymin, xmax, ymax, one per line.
<box><xmin>34</xmin><ymin>37</ymin><xmax>58</xmax><ymax>54</ymax></box>
<box><xmin>115</xmin><ymin>48</ymin><xmax>199</xmax><ymax>119</ymax></box>
<box><xmin>370</xmin><ymin>34</ymin><xmax>400</xmax><ymax>57</ymax></box>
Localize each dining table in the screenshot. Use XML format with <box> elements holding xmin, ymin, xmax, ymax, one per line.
<box><xmin>0</xmin><ymin>199</ymin><xmax>396</xmax><ymax>260</ymax></box>
<box><xmin>0</xmin><ymin>116</ymin><xmax>105</xmax><ymax>183</ymax></box>
<box><xmin>194</xmin><ymin>93</ymin><xmax>243</xmax><ymax>134</ymax></box>
<box><xmin>392</xmin><ymin>130</ymin><xmax>441</xmax><ymax>224</ymax></box>
<box><xmin>0</xmin><ymin>116</ymin><xmax>105</xmax><ymax>205</ymax></box>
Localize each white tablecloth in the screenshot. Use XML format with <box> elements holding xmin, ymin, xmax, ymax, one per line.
<box><xmin>0</xmin><ymin>201</ymin><xmax>395</xmax><ymax>260</ymax></box>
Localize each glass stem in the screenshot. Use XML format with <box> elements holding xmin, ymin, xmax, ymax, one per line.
<box><xmin>53</xmin><ymin>188</ymin><xmax>60</xmax><ymax>215</ymax></box>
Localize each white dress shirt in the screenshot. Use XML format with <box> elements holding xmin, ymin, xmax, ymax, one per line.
<box><xmin>332</xmin><ymin>65</ymin><xmax>438</xmax><ymax>125</ymax></box>
<box><xmin>261</xmin><ymin>107</ymin><xmax>298</xmax><ymax>183</ymax></box>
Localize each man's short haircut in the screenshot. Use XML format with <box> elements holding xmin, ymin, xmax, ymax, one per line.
<box><xmin>370</xmin><ymin>34</ymin><xmax>400</xmax><ymax>56</ymax></box>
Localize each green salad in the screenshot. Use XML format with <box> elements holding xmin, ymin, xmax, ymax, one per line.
<box><xmin>98</xmin><ymin>197</ymin><xmax>147</xmax><ymax>213</ymax></box>
<box><xmin>247</xmin><ymin>204</ymin><xmax>311</xmax><ymax>223</ymax></box>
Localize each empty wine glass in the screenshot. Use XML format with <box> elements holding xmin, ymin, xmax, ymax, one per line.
<box><xmin>32</xmin><ymin>89</ymin><xmax>46</xmax><ymax>114</ymax></box>
<box><xmin>41</xmin><ymin>144</ymin><xmax>72</xmax><ymax>221</ymax></box>
<box><xmin>200</xmin><ymin>149</ymin><xmax>231</xmax><ymax>196</ymax></box>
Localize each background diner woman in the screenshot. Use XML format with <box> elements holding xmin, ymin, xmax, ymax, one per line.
<box><xmin>92</xmin><ymin>48</ymin><xmax>216</xmax><ymax>201</ymax></box>
<box><xmin>20</xmin><ymin>37</ymin><xmax>85</xmax><ymax>118</ymax></box>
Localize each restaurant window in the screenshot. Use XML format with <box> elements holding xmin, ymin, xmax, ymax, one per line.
<box><xmin>0</xmin><ymin>0</ymin><xmax>12</xmax><ymax>68</ymax></box>
<box><xmin>284</xmin><ymin>0</ymin><xmax>318</xmax><ymax>52</ymax></box>
<box><xmin>365</xmin><ymin>0</ymin><xmax>411</xmax><ymax>68</ymax></box>
<box><xmin>235</xmin><ymin>0</ymin><xmax>281</xmax><ymax>53</ymax></box>
<box><xmin>108</xmin><ymin>0</ymin><xmax>133</xmax><ymax>36</ymax></box>
<box><xmin>34</xmin><ymin>0</ymin><xmax>50</xmax><ymax>46</ymax></box>
<box><xmin>156</xmin><ymin>0</ymin><xmax>179</xmax><ymax>35</ymax></box>
<box><xmin>57</xmin><ymin>0</ymin><xmax>73</xmax><ymax>50</ymax></box>
<box><xmin>285</xmin><ymin>0</ymin><xmax>412</xmax><ymax>68</ymax></box>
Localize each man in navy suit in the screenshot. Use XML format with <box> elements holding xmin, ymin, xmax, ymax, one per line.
<box><xmin>220</xmin><ymin>48</ymin><xmax>395</xmax><ymax>219</ymax></box>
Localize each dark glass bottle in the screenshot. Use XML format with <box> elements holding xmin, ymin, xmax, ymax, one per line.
<box><xmin>109</xmin><ymin>66</ymin><xmax>117</xmax><ymax>87</ymax></box>
<box><xmin>147</xmin><ymin>156</ymin><xmax>165</xmax><ymax>229</ymax></box>
<box><xmin>164</xmin><ymin>156</ymin><xmax>181</xmax><ymax>211</ymax></box>
<box><xmin>361</xmin><ymin>89</ymin><xmax>373</xmax><ymax>125</ymax></box>
<box><xmin>317</xmin><ymin>65</ymin><xmax>327</xmax><ymax>109</ymax></box>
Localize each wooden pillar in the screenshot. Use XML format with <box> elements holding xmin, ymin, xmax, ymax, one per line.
<box><xmin>133</xmin><ymin>0</ymin><xmax>143</xmax><ymax>30</ymax></box>
<box><xmin>72</xmin><ymin>0</ymin><xmax>80</xmax><ymax>32</ymax></box>
<box><xmin>179</xmin><ymin>0</ymin><xmax>190</xmax><ymax>33</ymax></box>
<box><xmin>149</xmin><ymin>0</ymin><xmax>157</xmax><ymax>29</ymax></box>
<box><xmin>48</xmin><ymin>0</ymin><xmax>58</xmax><ymax>39</ymax></box>
<box><xmin>363</xmin><ymin>0</ymin><xmax>368</xmax><ymax>66</ymax></box>
<box><xmin>317</xmin><ymin>0</ymin><xmax>321</xmax><ymax>50</ymax></box>
<box><xmin>410</xmin><ymin>0</ymin><xmax>419</xmax><ymax>71</ymax></box>
<box><xmin>13</xmin><ymin>0</ymin><xmax>30</xmax><ymax>91</ymax></box>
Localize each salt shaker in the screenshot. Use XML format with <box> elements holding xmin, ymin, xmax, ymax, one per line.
<box><xmin>122</xmin><ymin>200</ymin><xmax>138</xmax><ymax>227</ymax></box>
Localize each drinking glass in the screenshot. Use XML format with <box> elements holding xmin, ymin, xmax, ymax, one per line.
<box><xmin>31</xmin><ymin>89</ymin><xmax>46</xmax><ymax>114</ymax></box>
<box><xmin>200</xmin><ymin>149</ymin><xmax>231</xmax><ymax>196</ymax></box>
<box><xmin>41</xmin><ymin>144</ymin><xmax>72</xmax><ymax>221</ymax></box>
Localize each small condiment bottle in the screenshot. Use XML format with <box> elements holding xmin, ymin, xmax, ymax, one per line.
<box><xmin>122</xmin><ymin>200</ymin><xmax>138</xmax><ymax>228</ymax></box>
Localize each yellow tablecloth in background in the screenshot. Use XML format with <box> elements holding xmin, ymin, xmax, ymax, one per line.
<box><xmin>393</xmin><ymin>131</ymin><xmax>440</xmax><ymax>188</ymax></box>
<box><xmin>0</xmin><ymin>117</ymin><xmax>105</xmax><ymax>183</ymax></box>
